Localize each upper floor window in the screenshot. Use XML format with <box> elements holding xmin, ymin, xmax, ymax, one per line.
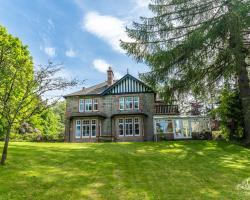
<box><xmin>134</xmin><ymin>97</ymin><xmax>139</xmax><ymax>110</ymax></box>
<box><xmin>125</xmin><ymin>97</ymin><xmax>133</xmax><ymax>110</ymax></box>
<box><xmin>119</xmin><ymin>97</ymin><xmax>124</xmax><ymax>110</ymax></box>
<box><xmin>79</xmin><ymin>98</ymin><xmax>98</xmax><ymax>112</ymax></box>
<box><xmin>85</xmin><ymin>99</ymin><xmax>92</xmax><ymax>111</ymax></box>
<box><xmin>119</xmin><ymin>96</ymin><xmax>139</xmax><ymax>110</ymax></box>
<box><xmin>93</xmin><ymin>99</ymin><xmax>98</xmax><ymax>111</ymax></box>
<box><xmin>79</xmin><ymin>99</ymin><xmax>84</xmax><ymax>112</ymax></box>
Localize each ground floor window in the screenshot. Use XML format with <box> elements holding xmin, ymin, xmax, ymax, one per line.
<box><xmin>75</xmin><ymin>119</ymin><xmax>98</xmax><ymax>139</ymax></box>
<box><xmin>118</xmin><ymin>117</ymin><xmax>141</xmax><ymax>136</ymax></box>
<box><xmin>154</xmin><ymin>117</ymin><xmax>210</xmax><ymax>138</ymax></box>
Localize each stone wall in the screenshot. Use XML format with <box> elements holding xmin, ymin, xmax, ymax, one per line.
<box><xmin>65</xmin><ymin>92</ymin><xmax>155</xmax><ymax>142</ymax></box>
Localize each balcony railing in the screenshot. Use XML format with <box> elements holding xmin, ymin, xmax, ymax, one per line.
<box><xmin>155</xmin><ymin>105</ymin><xmax>179</xmax><ymax>115</ymax></box>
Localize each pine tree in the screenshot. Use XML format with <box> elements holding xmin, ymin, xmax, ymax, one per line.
<box><xmin>121</xmin><ymin>0</ymin><xmax>250</xmax><ymax>144</ymax></box>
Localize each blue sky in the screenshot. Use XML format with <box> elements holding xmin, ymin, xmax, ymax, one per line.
<box><xmin>0</xmin><ymin>0</ymin><xmax>151</xmax><ymax>94</ymax></box>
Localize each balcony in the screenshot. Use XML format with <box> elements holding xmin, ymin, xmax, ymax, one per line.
<box><xmin>155</xmin><ymin>105</ymin><xmax>179</xmax><ymax>115</ymax></box>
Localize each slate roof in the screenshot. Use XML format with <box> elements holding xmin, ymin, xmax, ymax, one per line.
<box><xmin>64</xmin><ymin>74</ymin><xmax>154</xmax><ymax>97</ymax></box>
<box><xmin>64</xmin><ymin>81</ymin><xmax>109</xmax><ymax>97</ymax></box>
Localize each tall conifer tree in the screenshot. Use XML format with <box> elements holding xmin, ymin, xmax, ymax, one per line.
<box><xmin>121</xmin><ymin>0</ymin><xmax>250</xmax><ymax>143</ymax></box>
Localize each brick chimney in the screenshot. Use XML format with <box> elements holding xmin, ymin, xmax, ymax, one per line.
<box><xmin>107</xmin><ymin>66</ymin><xmax>114</xmax><ymax>86</ymax></box>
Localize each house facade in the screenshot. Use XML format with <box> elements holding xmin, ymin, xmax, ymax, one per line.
<box><xmin>64</xmin><ymin>67</ymin><xmax>211</xmax><ymax>142</ymax></box>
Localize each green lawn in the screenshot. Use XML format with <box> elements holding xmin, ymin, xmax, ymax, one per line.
<box><xmin>0</xmin><ymin>141</ymin><xmax>250</xmax><ymax>200</ymax></box>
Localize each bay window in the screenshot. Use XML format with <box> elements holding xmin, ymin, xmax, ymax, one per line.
<box><xmin>118</xmin><ymin>117</ymin><xmax>140</xmax><ymax>137</ymax></box>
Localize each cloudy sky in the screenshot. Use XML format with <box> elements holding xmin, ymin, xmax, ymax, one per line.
<box><xmin>0</xmin><ymin>0</ymin><xmax>151</xmax><ymax>93</ymax></box>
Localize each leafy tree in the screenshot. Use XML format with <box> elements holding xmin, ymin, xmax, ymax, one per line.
<box><xmin>211</xmin><ymin>86</ymin><xmax>244</xmax><ymax>140</ymax></box>
<box><xmin>121</xmin><ymin>0</ymin><xmax>250</xmax><ymax>143</ymax></box>
<box><xmin>0</xmin><ymin>26</ymin><xmax>78</xmax><ymax>165</ymax></box>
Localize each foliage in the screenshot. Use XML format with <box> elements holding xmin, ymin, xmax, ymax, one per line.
<box><xmin>0</xmin><ymin>141</ymin><xmax>250</xmax><ymax>199</ymax></box>
<box><xmin>0</xmin><ymin>25</ymin><xmax>79</xmax><ymax>164</ymax></box>
<box><xmin>211</xmin><ymin>87</ymin><xmax>244</xmax><ymax>141</ymax></box>
<box><xmin>121</xmin><ymin>0</ymin><xmax>250</xmax><ymax>143</ymax></box>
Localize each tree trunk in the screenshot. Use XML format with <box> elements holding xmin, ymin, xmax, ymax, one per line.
<box><xmin>237</xmin><ymin>60</ymin><xmax>250</xmax><ymax>145</ymax></box>
<box><xmin>0</xmin><ymin>126</ymin><xmax>11</xmax><ymax>165</ymax></box>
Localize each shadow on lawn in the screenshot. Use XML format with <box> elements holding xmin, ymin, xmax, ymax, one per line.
<box><xmin>1</xmin><ymin>141</ymin><xmax>250</xmax><ymax>200</ymax></box>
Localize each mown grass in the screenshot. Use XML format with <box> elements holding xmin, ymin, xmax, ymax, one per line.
<box><xmin>0</xmin><ymin>141</ymin><xmax>250</xmax><ymax>200</ymax></box>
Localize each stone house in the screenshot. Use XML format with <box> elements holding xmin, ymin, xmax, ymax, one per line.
<box><xmin>64</xmin><ymin>67</ymin><xmax>211</xmax><ymax>142</ymax></box>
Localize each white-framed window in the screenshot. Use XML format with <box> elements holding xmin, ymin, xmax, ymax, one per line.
<box><xmin>76</xmin><ymin>120</ymin><xmax>81</xmax><ymax>138</ymax></box>
<box><xmin>82</xmin><ymin>120</ymin><xmax>90</xmax><ymax>137</ymax></box>
<box><xmin>134</xmin><ymin>118</ymin><xmax>140</xmax><ymax>136</ymax></box>
<box><xmin>125</xmin><ymin>118</ymin><xmax>133</xmax><ymax>136</ymax></box>
<box><xmin>93</xmin><ymin>99</ymin><xmax>98</xmax><ymax>111</ymax></box>
<box><xmin>79</xmin><ymin>99</ymin><xmax>84</xmax><ymax>112</ymax></box>
<box><xmin>118</xmin><ymin>117</ymin><xmax>141</xmax><ymax>137</ymax></box>
<box><xmin>85</xmin><ymin>99</ymin><xmax>92</xmax><ymax>112</ymax></box>
<box><xmin>91</xmin><ymin>120</ymin><xmax>96</xmax><ymax>137</ymax></box>
<box><xmin>118</xmin><ymin>119</ymin><xmax>124</xmax><ymax>136</ymax></box>
<box><xmin>134</xmin><ymin>97</ymin><xmax>139</xmax><ymax>110</ymax></box>
<box><xmin>125</xmin><ymin>97</ymin><xmax>133</xmax><ymax>110</ymax></box>
<box><xmin>119</xmin><ymin>97</ymin><xmax>125</xmax><ymax>110</ymax></box>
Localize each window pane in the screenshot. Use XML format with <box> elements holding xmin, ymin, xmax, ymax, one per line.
<box><xmin>82</xmin><ymin>120</ymin><xmax>90</xmax><ymax>137</ymax></box>
<box><xmin>92</xmin><ymin>125</ymin><xmax>96</xmax><ymax>137</ymax></box>
<box><xmin>191</xmin><ymin>120</ymin><xmax>200</xmax><ymax>132</ymax></box>
<box><xmin>125</xmin><ymin>118</ymin><xmax>133</xmax><ymax>136</ymax></box>
<box><xmin>119</xmin><ymin>98</ymin><xmax>124</xmax><ymax>110</ymax></box>
<box><xmin>76</xmin><ymin>120</ymin><xmax>81</xmax><ymax>138</ymax></box>
<box><xmin>93</xmin><ymin>99</ymin><xmax>98</xmax><ymax>111</ymax></box>
<box><xmin>174</xmin><ymin>120</ymin><xmax>182</xmax><ymax>134</ymax></box>
<box><xmin>85</xmin><ymin>99</ymin><xmax>92</xmax><ymax>111</ymax></box>
<box><xmin>166</xmin><ymin>120</ymin><xmax>173</xmax><ymax>133</ymax></box>
<box><xmin>134</xmin><ymin>97</ymin><xmax>139</xmax><ymax>110</ymax></box>
<box><xmin>119</xmin><ymin>124</ymin><xmax>124</xmax><ymax>136</ymax></box>
<box><xmin>125</xmin><ymin>97</ymin><xmax>133</xmax><ymax>110</ymax></box>
<box><xmin>79</xmin><ymin>99</ymin><xmax>84</xmax><ymax>112</ymax></box>
<box><xmin>182</xmin><ymin>119</ymin><xmax>190</xmax><ymax>137</ymax></box>
<box><xmin>156</xmin><ymin>120</ymin><xmax>166</xmax><ymax>134</ymax></box>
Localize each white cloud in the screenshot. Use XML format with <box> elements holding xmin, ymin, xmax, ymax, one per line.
<box><xmin>65</xmin><ymin>48</ymin><xmax>77</xmax><ymax>58</ymax></box>
<box><xmin>135</xmin><ymin>0</ymin><xmax>150</xmax><ymax>8</ymax></box>
<box><xmin>92</xmin><ymin>59</ymin><xmax>123</xmax><ymax>79</ymax></box>
<box><xmin>44</xmin><ymin>47</ymin><xmax>56</xmax><ymax>57</ymax></box>
<box><xmin>82</xmin><ymin>12</ymin><xmax>133</xmax><ymax>53</ymax></box>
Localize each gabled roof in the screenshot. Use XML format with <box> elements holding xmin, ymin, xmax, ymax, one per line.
<box><xmin>64</xmin><ymin>74</ymin><xmax>154</xmax><ymax>97</ymax></box>
<box><xmin>64</xmin><ymin>81</ymin><xmax>108</xmax><ymax>97</ymax></box>
<box><xmin>101</xmin><ymin>74</ymin><xmax>154</xmax><ymax>95</ymax></box>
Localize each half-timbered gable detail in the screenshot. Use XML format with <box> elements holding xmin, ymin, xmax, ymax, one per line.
<box><xmin>102</xmin><ymin>74</ymin><xmax>153</xmax><ymax>95</ymax></box>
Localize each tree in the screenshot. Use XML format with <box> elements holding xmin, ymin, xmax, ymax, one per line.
<box><xmin>121</xmin><ymin>0</ymin><xmax>250</xmax><ymax>144</ymax></box>
<box><xmin>0</xmin><ymin>26</ymin><xmax>79</xmax><ymax>165</ymax></box>
<box><xmin>211</xmin><ymin>86</ymin><xmax>244</xmax><ymax>141</ymax></box>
